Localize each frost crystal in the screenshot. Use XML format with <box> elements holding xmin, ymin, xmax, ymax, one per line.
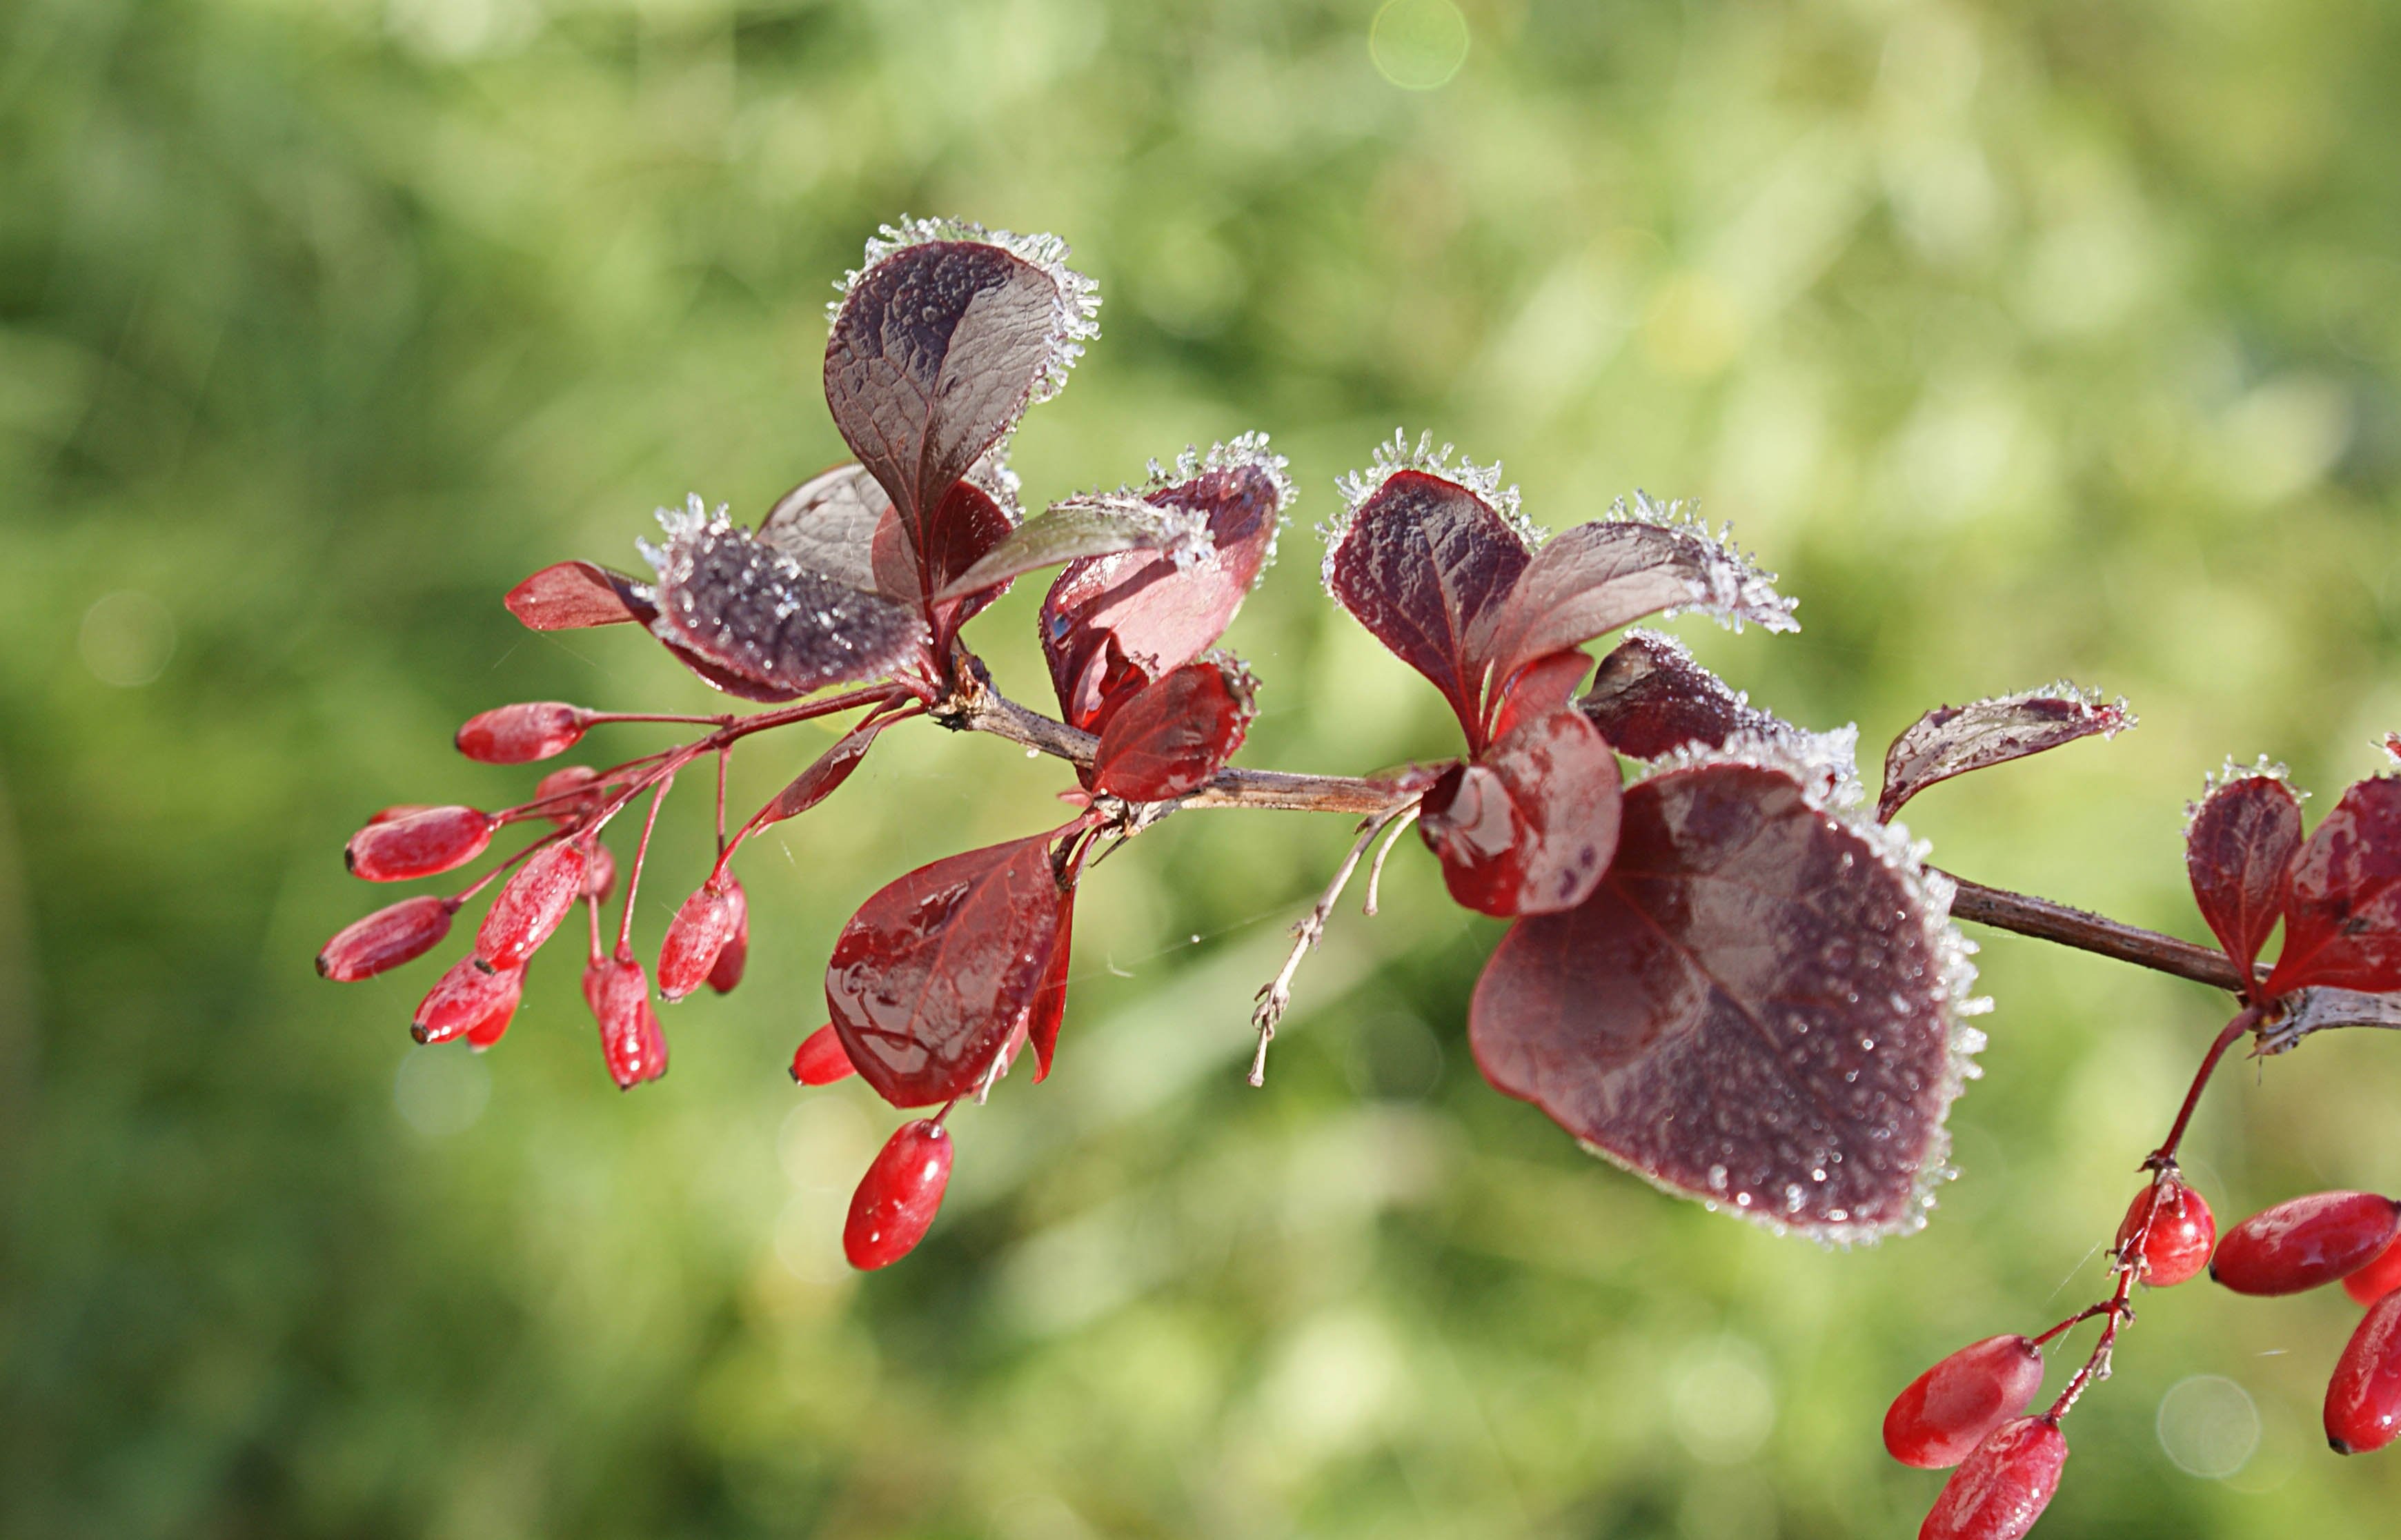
<box><xmin>1608</xmin><ymin>490</ymin><xmax>1799</xmax><ymax>636</ymax></box>
<box><xmin>1319</xmin><ymin>428</ymin><xmax>1534</xmax><ymax>595</ymax></box>
<box><xmin>830</xmin><ymin>216</ymin><xmax>1103</xmax><ymax>403</ymax></box>
<box><xmin>1143</xmin><ymin>431</ymin><xmax>1296</xmax><ymax>570</ymax></box>
<box><xmin>2186</xmin><ymin>753</ymin><xmax>2305</xmax><ymax>829</ymax></box>
<box><xmin>633</xmin><ymin>493</ymin><xmax>729</xmax><ymax>594</ymax></box>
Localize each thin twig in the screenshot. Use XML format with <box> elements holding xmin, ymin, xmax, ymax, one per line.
<box><xmin>1248</xmin><ymin>805</ymin><xmax>1413</xmax><ymax>1087</ymax></box>
<box><xmin>1362</xmin><ymin>809</ymin><xmax>1421</xmax><ymax>917</ymax></box>
<box><xmin>1939</xmin><ymin>873</ymin><xmax>2255</xmax><ymax>994</ymax></box>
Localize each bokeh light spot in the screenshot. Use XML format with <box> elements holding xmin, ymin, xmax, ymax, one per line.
<box><xmin>1669</xmin><ymin>1336</ymin><xmax>1776</xmax><ymax>1464</ymax></box>
<box><xmin>393</xmin><ymin>1046</ymin><xmax>489</xmax><ymax>1138</ymax></box>
<box><xmin>2157</xmin><ymin>1374</ymin><xmax>2259</xmax><ymax>1478</ymax></box>
<box><xmin>1370</xmin><ymin>0</ymin><xmax>1470</xmax><ymax>90</ymax></box>
<box><xmin>79</xmin><ymin>591</ymin><xmax>175</xmax><ymax>688</ymax></box>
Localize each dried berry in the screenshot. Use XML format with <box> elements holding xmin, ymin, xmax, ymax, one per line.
<box><xmin>316</xmin><ymin>896</ymin><xmax>455</xmax><ymax>981</ymax></box>
<box><xmin>844</xmin><ymin>1119</ymin><xmax>953</xmax><ymax>1270</ymax></box>
<box><xmin>2117</xmin><ymin>1179</ymin><xmax>2215</xmax><ymax>1287</ymax></box>
<box><xmin>475</xmin><ymin>842</ymin><xmax>589</xmax><ymax>971</ymax></box>
<box><xmin>412</xmin><ymin>956</ymin><xmax>524</xmax><ymax>1046</ymax></box>
<box><xmin>1919</xmin><ymin>1416</ymin><xmax>2068</xmax><ymax>1540</ymax></box>
<box><xmin>345</xmin><ymin>806</ymin><xmax>496</xmax><ymax>882</ymax></box>
<box><xmin>658</xmin><ymin>882</ymin><xmax>738</xmax><ymax>1001</ymax></box>
<box><xmin>2327</xmin><ymin>1289</ymin><xmax>2401</xmax><ymax>1454</ymax></box>
<box><xmin>2211</xmin><ymin>1191</ymin><xmax>2401</xmax><ymax>1296</ymax></box>
<box><xmin>455</xmin><ymin>702</ymin><xmax>590</xmax><ymax>764</ymax></box>
<box><xmin>790</xmin><ymin>1025</ymin><xmax>858</xmax><ymax>1086</ymax></box>
<box><xmin>1884</xmin><ymin>1336</ymin><xmax>2046</xmax><ymax>1470</ymax></box>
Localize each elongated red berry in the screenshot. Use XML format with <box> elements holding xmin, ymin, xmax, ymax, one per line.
<box><xmin>2211</xmin><ymin>1191</ymin><xmax>2401</xmax><ymax>1296</ymax></box>
<box><xmin>2117</xmin><ymin>1178</ymin><xmax>2215</xmax><ymax>1287</ymax></box>
<box><xmin>368</xmin><ymin>804</ymin><xmax>434</xmax><ymax>825</ymax></box>
<box><xmin>533</xmin><ymin>764</ymin><xmax>604</xmax><ymax>825</ymax></box>
<box><xmin>345</xmin><ymin>805</ymin><xmax>496</xmax><ymax>882</ymax></box>
<box><xmin>2346</xmin><ymin>1235</ymin><xmax>2401</xmax><ymax>1307</ymax></box>
<box><xmin>791</xmin><ymin>1024</ymin><xmax>857</xmax><ymax>1085</ymax></box>
<box><xmin>844</xmin><ymin>1119</ymin><xmax>952</xmax><ymax>1270</ymax></box>
<box><xmin>413</xmin><ymin>956</ymin><xmax>524</xmax><ymax>1045</ymax></box>
<box><xmin>582</xmin><ymin>841</ymin><xmax>617</xmax><ymax>905</ymax></box>
<box><xmin>466</xmin><ymin>996</ymin><xmax>515</xmax><ymax>1049</ymax></box>
<box><xmin>316</xmin><ymin>896</ymin><xmax>455</xmax><ymax>980</ymax></box>
<box><xmin>2328</xmin><ymin>1289</ymin><xmax>2401</xmax><ymax>1453</ymax></box>
<box><xmin>591</xmin><ymin>952</ymin><xmax>668</xmax><ymax>1088</ymax></box>
<box><xmin>707</xmin><ymin>877</ymin><xmax>748</xmax><ymax>995</ymax></box>
<box><xmin>475</xmin><ymin>842</ymin><xmax>589</xmax><ymax>970</ymax></box>
<box><xmin>455</xmin><ymin>702</ymin><xmax>589</xmax><ymax>764</ymax></box>
<box><xmin>1920</xmin><ymin>1416</ymin><xmax>2068</xmax><ymax>1540</ymax></box>
<box><xmin>1884</xmin><ymin>1336</ymin><xmax>2046</xmax><ymax>1469</ymax></box>
<box><xmin>658</xmin><ymin>882</ymin><xmax>737</xmax><ymax>1001</ymax></box>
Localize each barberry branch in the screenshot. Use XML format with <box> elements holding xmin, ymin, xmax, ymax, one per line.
<box><xmin>1940</xmin><ymin>874</ymin><xmax>2254</xmax><ymax>994</ymax></box>
<box><xmin>1249</xmin><ymin>801</ymin><xmax>1422</xmax><ymax>1087</ymax></box>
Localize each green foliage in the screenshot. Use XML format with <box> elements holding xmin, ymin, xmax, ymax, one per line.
<box><xmin>4</xmin><ymin>0</ymin><xmax>2400</xmax><ymax>1534</ymax></box>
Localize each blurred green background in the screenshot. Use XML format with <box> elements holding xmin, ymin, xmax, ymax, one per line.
<box><xmin>5</xmin><ymin>0</ymin><xmax>2400</xmax><ymax>1534</ymax></box>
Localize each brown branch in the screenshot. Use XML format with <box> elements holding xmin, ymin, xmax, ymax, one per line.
<box><xmin>1939</xmin><ymin>874</ymin><xmax>2252</xmax><ymax>994</ymax></box>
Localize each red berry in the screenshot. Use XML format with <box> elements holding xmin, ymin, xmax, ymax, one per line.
<box><xmin>2327</xmin><ymin>1289</ymin><xmax>2401</xmax><ymax>1454</ymax></box>
<box><xmin>475</xmin><ymin>842</ymin><xmax>589</xmax><ymax>970</ymax></box>
<box><xmin>707</xmin><ymin>877</ymin><xmax>749</xmax><ymax>995</ymax></box>
<box><xmin>455</xmin><ymin>702</ymin><xmax>589</xmax><ymax>764</ymax></box>
<box><xmin>2211</xmin><ymin>1191</ymin><xmax>2401</xmax><ymax>1296</ymax></box>
<box><xmin>316</xmin><ymin>896</ymin><xmax>454</xmax><ymax>980</ymax></box>
<box><xmin>345</xmin><ymin>805</ymin><xmax>496</xmax><ymax>882</ymax></box>
<box><xmin>368</xmin><ymin>804</ymin><xmax>434</xmax><ymax>825</ymax></box>
<box><xmin>1919</xmin><ymin>1416</ymin><xmax>2068</xmax><ymax>1540</ymax></box>
<box><xmin>591</xmin><ymin>952</ymin><xmax>669</xmax><ymax>1089</ymax></box>
<box><xmin>1884</xmin><ymin>1335</ymin><xmax>2046</xmax><ymax>1469</ymax></box>
<box><xmin>2116</xmin><ymin>1178</ymin><xmax>2215</xmax><ymax>1287</ymax></box>
<box><xmin>582</xmin><ymin>841</ymin><xmax>617</xmax><ymax>905</ymax></box>
<box><xmin>791</xmin><ymin>1025</ymin><xmax>858</xmax><ymax>1085</ymax></box>
<box><xmin>2345</xmin><ymin>1234</ymin><xmax>2401</xmax><ymax>1307</ymax></box>
<box><xmin>657</xmin><ymin>882</ymin><xmax>738</xmax><ymax>1001</ymax></box>
<box><xmin>412</xmin><ymin>956</ymin><xmax>524</xmax><ymax>1045</ymax></box>
<box><xmin>844</xmin><ymin>1119</ymin><xmax>952</xmax><ymax>1270</ymax></box>
<box><xmin>533</xmin><ymin>764</ymin><xmax>605</xmax><ymax>826</ymax></box>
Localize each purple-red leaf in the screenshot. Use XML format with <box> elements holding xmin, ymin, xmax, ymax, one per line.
<box><xmin>1488</xmin><ymin>650</ymin><xmax>1592</xmax><ymax>744</ymax></box>
<box><xmin>1580</xmin><ymin>631</ymin><xmax>1782</xmax><ymax>759</ymax></box>
<box><xmin>1043</xmin><ymin>439</ymin><xmax>1287</xmax><ymax>734</ymax></box>
<box><xmin>1877</xmin><ymin>682</ymin><xmax>2133</xmax><ymax>823</ymax></box>
<box><xmin>2266</xmin><ymin>778</ymin><xmax>2401</xmax><ymax>998</ymax></box>
<box><xmin>1325</xmin><ymin>466</ymin><xmax>1529</xmax><ymax>747</ymax></box>
<box><xmin>504</xmin><ymin>561</ymin><xmax>653</xmax><ymax>631</ymax></box>
<box><xmin>2186</xmin><ymin>765</ymin><xmax>2304</xmax><ymax>983</ymax></box>
<box><xmin>758</xmin><ymin>462</ymin><xmax>895</xmax><ymax>600</ymax></box>
<box><xmin>744</xmin><ymin>713</ymin><xmax>898</xmax><ymax>834</ymax></box>
<box><xmin>1469</xmin><ymin>758</ymin><xmax>1977</xmax><ymax>1240</ymax></box>
<box><xmin>824</xmin><ymin>226</ymin><xmax>1093</xmax><ymax>551</ymax></box>
<box><xmin>642</xmin><ymin>498</ymin><xmax>925</xmax><ymax>698</ymax></box>
<box><xmin>912</xmin><ymin>479</ymin><xmax>1017</xmax><ymax>646</ymax></box>
<box><xmin>1027</xmin><ymin>899</ymin><xmax>1075</xmax><ymax>1083</ymax></box>
<box><xmin>824</xmin><ymin>833</ymin><xmax>1071</xmax><ymax>1108</ymax></box>
<box><xmin>1089</xmin><ymin>658</ymin><xmax>1256</xmax><ymax>802</ymax></box>
<box><xmin>1418</xmin><ymin>707</ymin><xmax>1623</xmax><ymax>918</ymax></box>
<box><xmin>1470</xmin><ymin>500</ymin><xmax>1794</xmax><ymax>719</ymax></box>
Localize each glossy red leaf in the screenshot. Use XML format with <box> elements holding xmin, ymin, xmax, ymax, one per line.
<box><xmin>504</xmin><ymin>560</ymin><xmax>653</xmax><ymax>631</ymax></box>
<box><xmin>937</xmin><ymin>493</ymin><xmax>1209</xmax><ymax>602</ymax></box>
<box><xmin>1325</xmin><ymin>467</ymin><xmax>1530</xmax><ymax>746</ymax></box>
<box><xmin>644</xmin><ymin>500</ymin><xmax>925</xmax><ymax>698</ymax></box>
<box><xmin>1878</xmin><ymin>682</ymin><xmax>2133</xmax><ymax>824</ymax></box>
<box><xmin>744</xmin><ymin>715</ymin><xmax>896</xmax><ymax>834</ymax></box>
<box><xmin>1487</xmin><ymin>649</ymin><xmax>1592</xmax><ymax>744</ymax></box>
<box><xmin>1042</xmin><ymin>442</ymin><xmax>1286</xmax><ymax>734</ymax></box>
<box><xmin>1579</xmin><ymin>631</ymin><xmax>1781</xmax><ymax>759</ymax></box>
<box><xmin>824</xmin><ymin>231</ymin><xmax>1088</xmax><ymax>544</ymax></box>
<box><xmin>2266</xmin><ymin>777</ymin><xmax>2401</xmax><ymax>996</ymax></box>
<box><xmin>1090</xmin><ymin>658</ymin><xmax>1256</xmax><ymax>802</ymax></box>
<box><xmin>824</xmin><ymin>833</ymin><xmax>1071</xmax><ymax>1108</ymax></box>
<box><xmin>1469</xmin><ymin>758</ymin><xmax>1975</xmax><ymax>1239</ymax></box>
<box><xmin>1026</xmin><ymin>897</ymin><xmax>1074</xmax><ymax>1082</ymax></box>
<box><xmin>910</xmin><ymin>478</ymin><xmax>1017</xmax><ymax>646</ymax></box>
<box><xmin>1418</xmin><ymin>707</ymin><xmax>1622</xmax><ymax>918</ymax></box>
<box><xmin>2186</xmin><ymin>768</ymin><xmax>2303</xmax><ymax>980</ymax></box>
<box><xmin>1469</xmin><ymin>502</ymin><xmax>1795</xmax><ymax>715</ymax></box>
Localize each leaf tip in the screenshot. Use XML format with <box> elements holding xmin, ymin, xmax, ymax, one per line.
<box><xmin>829</xmin><ymin>215</ymin><xmax>1102</xmax><ymax>402</ymax></box>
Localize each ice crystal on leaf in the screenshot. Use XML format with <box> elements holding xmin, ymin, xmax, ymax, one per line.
<box><xmin>831</xmin><ymin>216</ymin><xmax>1101</xmax><ymax>403</ymax></box>
<box><xmin>1321</xmin><ymin>428</ymin><xmax>1531</xmax><ymax>595</ymax></box>
<box><xmin>1603</xmin><ymin>491</ymin><xmax>1798</xmax><ymax>637</ymax></box>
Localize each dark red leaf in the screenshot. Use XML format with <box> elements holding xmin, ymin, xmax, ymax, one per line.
<box><xmin>1089</xmin><ymin>658</ymin><xmax>1256</xmax><ymax>802</ymax></box>
<box><xmin>1324</xmin><ymin>467</ymin><xmax>1529</xmax><ymax>747</ymax></box>
<box><xmin>824</xmin><ymin>833</ymin><xmax>1071</xmax><ymax>1108</ymax></box>
<box><xmin>1042</xmin><ymin>440</ymin><xmax>1287</xmax><ymax>733</ymax></box>
<box><xmin>504</xmin><ymin>561</ymin><xmax>653</xmax><ymax>631</ymax></box>
<box><xmin>2186</xmin><ymin>767</ymin><xmax>2304</xmax><ymax>982</ymax></box>
<box><xmin>914</xmin><ymin>479</ymin><xmax>1017</xmax><ymax>646</ymax></box>
<box><xmin>824</xmin><ymin>230</ymin><xmax>1089</xmax><ymax>547</ymax></box>
<box><xmin>745</xmin><ymin>714</ymin><xmax>896</xmax><ymax>833</ymax></box>
<box><xmin>1418</xmin><ymin>707</ymin><xmax>1623</xmax><ymax>917</ymax></box>
<box><xmin>1877</xmin><ymin>682</ymin><xmax>2133</xmax><ymax>823</ymax></box>
<box><xmin>1469</xmin><ymin>758</ymin><xmax>1975</xmax><ymax>1239</ymax></box>
<box><xmin>643</xmin><ymin>500</ymin><xmax>925</xmax><ymax>697</ymax></box>
<box><xmin>1027</xmin><ymin>898</ymin><xmax>1074</xmax><ymax>1083</ymax></box>
<box><xmin>1488</xmin><ymin>649</ymin><xmax>1591</xmax><ymax>744</ymax></box>
<box><xmin>2266</xmin><ymin>777</ymin><xmax>2401</xmax><ymax>997</ymax></box>
<box><xmin>758</xmin><ymin>462</ymin><xmax>895</xmax><ymax>600</ymax></box>
<box><xmin>1468</xmin><ymin>502</ymin><xmax>1794</xmax><ymax>715</ymax></box>
<box><xmin>1579</xmin><ymin>631</ymin><xmax>1780</xmax><ymax>760</ymax></box>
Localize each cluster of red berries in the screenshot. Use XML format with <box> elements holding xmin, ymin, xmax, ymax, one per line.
<box><xmin>1886</xmin><ymin>1169</ymin><xmax>2401</xmax><ymax>1537</ymax></box>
